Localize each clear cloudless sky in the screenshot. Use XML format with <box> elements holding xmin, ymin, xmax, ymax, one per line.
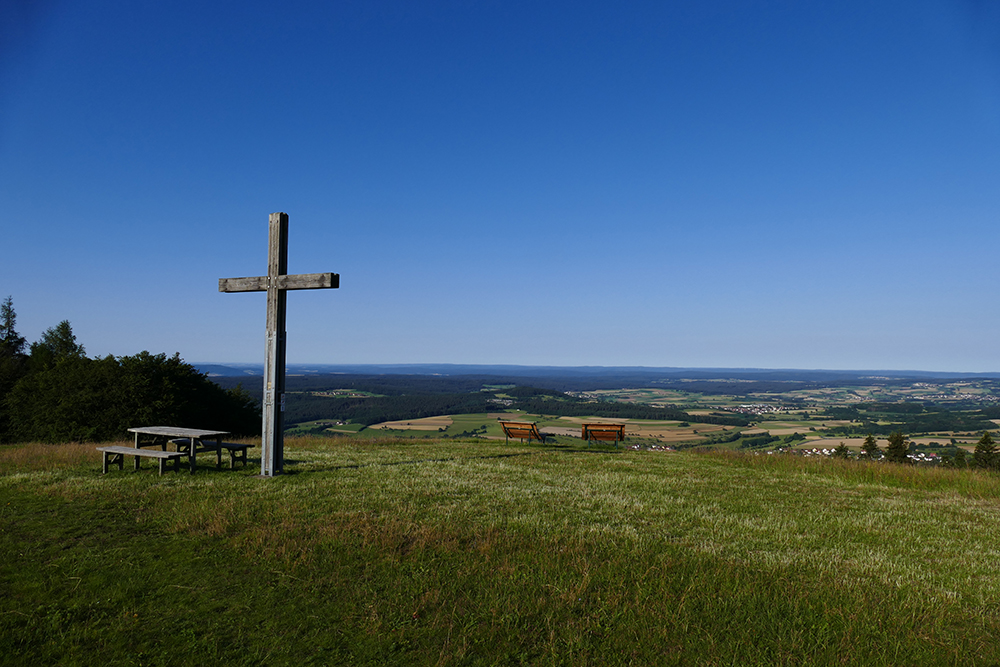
<box><xmin>2</xmin><ymin>0</ymin><xmax>999</xmax><ymax>372</ymax></box>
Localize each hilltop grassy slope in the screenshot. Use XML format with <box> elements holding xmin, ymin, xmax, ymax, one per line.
<box><xmin>3</xmin><ymin>438</ymin><xmax>1000</xmax><ymax>665</ymax></box>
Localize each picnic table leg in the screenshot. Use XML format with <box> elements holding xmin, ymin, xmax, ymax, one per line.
<box><xmin>133</xmin><ymin>432</ymin><xmax>141</xmax><ymax>470</ymax></box>
<box><xmin>215</xmin><ymin>437</ymin><xmax>223</xmax><ymax>469</ymax></box>
<box><xmin>102</xmin><ymin>451</ymin><xmax>109</xmax><ymax>474</ymax></box>
<box><xmin>189</xmin><ymin>438</ymin><xmax>197</xmax><ymax>474</ymax></box>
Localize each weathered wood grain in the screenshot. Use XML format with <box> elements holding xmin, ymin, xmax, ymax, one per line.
<box><xmin>218</xmin><ymin>212</ymin><xmax>339</xmax><ymax>477</ymax></box>
<box><xmin>218</xmin><ymin>273</ymin><xmax>339</xmax><ymax>293</ymax></box>
<box><xmin>97</xmin><ymin>445</ymin><xmax>186</xmax><ymax>475</ymax></box>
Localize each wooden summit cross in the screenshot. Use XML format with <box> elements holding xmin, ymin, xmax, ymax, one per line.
<box><xmin>219</xmin><ymin>212</ymin><xmax>339</xmax><ymax>477</ymax></box>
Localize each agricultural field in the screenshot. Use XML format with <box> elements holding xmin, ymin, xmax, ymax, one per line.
<box><xmin>585</xmin><ymin>379</ymin><xmax>1000</xmax><ymax>412</ymax></box>
<box><xmin>287</xmin><ymin>413</ymin><xmax>992</xmax><ymax>458</ymax></box>
<box><xmin>287</xmin><ymin>412</ymin><xmax>741</xmax><ymax>448</ymax></box>
<box><xmin>272</xmin><ymin>373</ymin><xmax>1000</xmax><ymax>459</ymax></box>
<box><xmin>5</xmin><ymin>436</ymin><xmax>1000</xmax><ymax>665</ymax></box>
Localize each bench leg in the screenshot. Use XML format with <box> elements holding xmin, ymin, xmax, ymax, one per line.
<box><xmin>102</xmin><ymin>451</ymin><xmax>124</xmax><ymax>473</ymax></box>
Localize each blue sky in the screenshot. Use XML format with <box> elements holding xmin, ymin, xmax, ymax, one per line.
<box><xmin>2</xmin><ymin>0</ymin><xmax>999</xmax><ymax>371</ymax></box>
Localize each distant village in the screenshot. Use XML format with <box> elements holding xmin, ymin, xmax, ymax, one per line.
<box><xmin>726</xmin><ymin>404</ymin><xmax>787</xmax><ymax>415</ymax></box>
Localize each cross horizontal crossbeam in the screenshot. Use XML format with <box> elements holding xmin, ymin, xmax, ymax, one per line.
<box><xmin>219</xmin><ymin>272</ymin><xmax>339</xmax><ymax>293</ymax></box>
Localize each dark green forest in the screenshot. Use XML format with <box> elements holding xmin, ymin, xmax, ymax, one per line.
<box><xmin>0</xmin><ymin>298</ymin><xmax>260</xmax><ymax>443</ymax></box>
<box><xmin>280</xmin><ymin>383</ymin><xmax>750</xmax><ymax>428</ymax></box>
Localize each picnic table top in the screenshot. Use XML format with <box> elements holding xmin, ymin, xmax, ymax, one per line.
<box><xmin>128</xmin><ymin>426</ymin><xmax>230</xmax><ymax>439</ymax></box>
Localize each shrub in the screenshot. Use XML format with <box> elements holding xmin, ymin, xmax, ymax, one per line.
<box><xmin>5</xmin><ymin>352</ymin><xmax>259</xmax><ymax>442</ymax></box>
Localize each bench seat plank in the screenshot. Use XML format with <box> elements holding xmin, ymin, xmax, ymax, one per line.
<box><xmin>97</xmin><ymin>446</ymin><xmax>186</xmax><ymax>475</ymax></box>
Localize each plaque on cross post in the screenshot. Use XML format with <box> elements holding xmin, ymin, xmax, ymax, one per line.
<box><xmin>219</xmin><ymin>212</ymin><xmax>339</xmax><ymax>477</ymax></box>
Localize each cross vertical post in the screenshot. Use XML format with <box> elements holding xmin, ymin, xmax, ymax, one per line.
<box><xmin>219</xmin><ymin>212</ymin><xmax>339</xmax><ymax>477</ymax></box>
<box><xmin>263</xmin><ymin>212</ymin><xmax>288</xmax><ymax>476</ymax></box>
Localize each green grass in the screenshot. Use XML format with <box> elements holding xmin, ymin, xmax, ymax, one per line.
<box><xmin>301</xmin><ymin>412</ymin><xmax>599</xmax><ymax>445</ymax></box>
<box><xmin>3</xmin><ymin>437</ymin><xmax>1000</xmax><ymax>665</ymax></box>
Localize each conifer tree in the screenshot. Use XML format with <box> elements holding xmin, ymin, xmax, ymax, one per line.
<box><xmin>0</xmin><ymin>296</ymin><xmax>28</xmax><ymax>442</ymax></box>
<box><xmin>953</xmin><ymin>448</ymin><xmax>968</xmax><ymax>468</ymax></box>
<box><xmin>974</xmin><ymin>431</ymin><xmax>997</xmax><ymax>470</ymax></box>
<box><xmin>0</xmin><ymin>296</ymin><xmax>26</xmax><ymax>357</ymax></box>
<box><xmin>860</xmin><ymin>434</ymin><xmax>880</xmax><ymax>460</ymax></box>
<box><xmin>885</xmin><ymin>431</ymin><xmax>909</xmax><ymax>464</ymax></box>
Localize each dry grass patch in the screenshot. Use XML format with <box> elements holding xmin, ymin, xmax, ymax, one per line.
<box><xmin>0</xmin><ymin>440</ymin><xmax>113</xmax><ymax>472</ymax></box>
<box><xmin>763</xmin><ymin>422</ymin><xmax>811</xmax><ymax>435</ymax></box>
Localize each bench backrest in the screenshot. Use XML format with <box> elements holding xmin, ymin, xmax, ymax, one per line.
<box><xmin>500</xmin><ymin>421</ymin><xmax>543</xmax><ymax>441</ymax></box>
<box><xmin>582</xmin><ymin>423</ymin><xmax>626</xmax><ymax>441</ymax></box>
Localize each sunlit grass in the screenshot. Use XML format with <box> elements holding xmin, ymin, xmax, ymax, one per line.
<box><xmin>3</xmin><ymin>437</ymin><xmax>1000</xmax><ymax>664</ymax></box>
<box><xmin>0</xmin><ymin>440</ymin><xmax>106</xmax><ymax>472</ymax></box>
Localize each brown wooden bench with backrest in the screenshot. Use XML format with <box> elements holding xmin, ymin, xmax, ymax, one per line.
<box><xmin>97</xmin><ymin>446</ymin><xmax>186</xmax><ymax>475</ymax></box>
<box><xmin>500</xmin><ymin>421</ymin><xmax>546</xmax><ymax>444</ymax></box>
<box><xmin>581</xmin><ymin>423</ymin><xmax>626</xmax><ymax>447</ymax></box>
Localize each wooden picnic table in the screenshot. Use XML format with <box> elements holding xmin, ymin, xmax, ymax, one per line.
<box><xmin>127</xmin><ymin>426</ymin><xmax>230</xmax><ymax>474</ymax></box>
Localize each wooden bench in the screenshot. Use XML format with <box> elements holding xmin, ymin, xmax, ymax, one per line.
<box><xmin>499</xmin><ymin>421</ymin><xmax>546</xmax><ymax>444</ymax></box>
<box><xmin>170</xmin><ymin>439</ymin><xmax>255</xmax><ymax>469</ymax></box>
<box><xmin>582</xmin><ymin>423</ymin><xmax>626</xmax><ymax>447</ymax></box>
<box><xmin>97</xmin><ymin>446</ymin><xmax>186</xmax><ymax>475</ymax></box>
<box><xmin>215</xmin><ymin>442</ymin><xmax>253</xmax><ymax>469</ymax></box>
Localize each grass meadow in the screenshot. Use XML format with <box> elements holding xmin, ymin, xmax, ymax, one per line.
<box><xmin>3</xmin><ymin>436</ymin><xmax>1000</xmax><ymax>665</ymax></box>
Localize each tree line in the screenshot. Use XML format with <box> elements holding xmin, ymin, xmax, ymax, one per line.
<box><xmin>0</xmin><ymin>297</ymin><xmax>260</xmax><ymax>443</ymax></box>
<box><xmin>828</xmin><ymin>431</ymin><xmax>1000</xmax><ymax>469</ymax></box>
<box><xmin>822</xmin><ymin>409</ymin><xmax>995</xmax><ymax>438</ymax></box>
<box><xmin>282</xmin><ymin>384</ymin><xmax>751</xmax><ymax>428</ymax></box>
